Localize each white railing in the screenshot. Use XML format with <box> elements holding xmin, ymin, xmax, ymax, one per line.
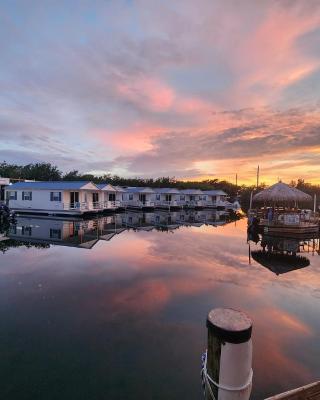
<box><xmin>63</xmin><ymin>202</ymin><xmax>104</xmax><ymax>211</ymax></box>
<box><xmin>121</xmin><ymin>200</ymin><xmax>155</xmax><ymax>208</ymax></box>
<box><xmin>103</xmin><ymin>200</ymin><xmax>120</xmax><ymax>209</ymax></box>
<box><xmin>154</xmin><ymin>200</ymin><xmax>179</xmax><ymax>207</ymax></box>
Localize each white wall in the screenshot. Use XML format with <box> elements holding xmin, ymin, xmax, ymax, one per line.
<box><xmin>7</xmin><ymin>190</ymin><xmax>64</xmax><ymax>211</ymax></box>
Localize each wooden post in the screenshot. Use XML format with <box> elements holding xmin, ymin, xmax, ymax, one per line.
<box><xmin>249</xmin><ymin>191</ymin><xmax>253</xmax><ymax>210</ymax></box>
<box><xmin>205</xmin><ymin>308</ymin><xmax>253</xmax><ymax>400</ymax></box>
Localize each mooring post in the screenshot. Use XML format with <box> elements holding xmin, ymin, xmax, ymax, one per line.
<box><xmin>204</xmin><ymin>308</ymin><xmax>253</xmax><ymax>400</ymax></box>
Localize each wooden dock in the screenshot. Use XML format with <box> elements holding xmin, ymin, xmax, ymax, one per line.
<box><xmin>265</xmin><ymin>381</ymin><xmax>320</xmax><ymax>399</ymax></box>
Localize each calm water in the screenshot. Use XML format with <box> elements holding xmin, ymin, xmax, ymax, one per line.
<box><xmin>0</xmin><ymin>210</ymin><xmax>319</xmax><ymax>400</ymax></box>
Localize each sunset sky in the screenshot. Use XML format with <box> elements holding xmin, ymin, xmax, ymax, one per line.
<box><xmin>1</xmin><ymin>0</ymin><xmax>320</xmax><ymax>184</ymax></box>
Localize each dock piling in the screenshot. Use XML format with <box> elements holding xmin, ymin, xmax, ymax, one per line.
<box><xmin>204</xmin><ymin>308</ymin><xmax>253</xmax><ymax>400</ymax></box>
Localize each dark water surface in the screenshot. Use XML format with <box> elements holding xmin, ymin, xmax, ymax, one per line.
<box><xmin>0</xmin><ymin>211</ymin><xmax>319</xmax><ymax>399</ymax></box>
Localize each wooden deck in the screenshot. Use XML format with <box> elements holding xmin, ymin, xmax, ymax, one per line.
<box><xmin>265</xmin><ymin>381</ymin><xmax>320</xmax><ymax>399</ymax></box>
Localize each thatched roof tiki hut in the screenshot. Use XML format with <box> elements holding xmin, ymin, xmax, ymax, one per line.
<box><xmin>250</xmin><ymin>182</ymin><xmax>318</xmax><ymax>235</ymax></box>
<box><xmin>253</xmin><ymin>182</ymin><xmax>312</xmax><ymax>207</ymax></box>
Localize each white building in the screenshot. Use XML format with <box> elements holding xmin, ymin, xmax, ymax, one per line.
<box><xmin>96</xmin><ymin>183</ymin><xmax>121</xmax><ymax>210</ymax></box>
<box><xmin>179</xmin><ymin>189</ymin><xmax>205</xmax><ymax>207</ymax></box>
<box><xmin>202</xmin><ymin>190</ymin><xmax>228</xmax><ymax>208</ymax></box>
<box><xmin>121</xmin><ymin>187</ymin><xmax>155</xmax><ymax>208</ymax></box>
<box><xmin>5</xmin><ymin>181</ymin><xmax>103</xmax><ymax>216</ymax></box>
<box><xmin>152</xmin><ymin>188</ymin><xmax>182</xmax><ymax>209</ymax></box>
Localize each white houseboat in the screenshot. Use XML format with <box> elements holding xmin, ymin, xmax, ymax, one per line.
<box><xmin>202</xmin><ymin>190</ymin><xmax>228</xmax><ymax>208</ymax></box>
<box><xmin>96</xmin><ymin>183</ymin><xmax>121</xmax><ymax>211</ymax></box>
<box><xmin>153</xmin><ymin>188</ymin><xmax>182</xmax><ymax>209</ymax></box>
<box><xmin>180</xmin><ymin>189</ymin><xmax>204</xmax><ymax>208</ymax></box>
<box><xmin>121</xmin><ymin>187</ymin><xmax>155</xmax><ymax>209</ymax></box>
<box><xmin>5</xmin><ymin>181</ymin><xmax>103</xmax><ymax>216</ymax></box>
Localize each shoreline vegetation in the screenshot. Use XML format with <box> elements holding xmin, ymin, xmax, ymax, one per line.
<box><xmin>1</xmin><ymin>161</ymin><xmax>320</xmax><ymax>210</ymax></box>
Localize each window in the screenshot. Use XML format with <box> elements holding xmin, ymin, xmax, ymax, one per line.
<box><xmin>202</xmin><ymin>196</ymin><xmax>206</xmax><ymax>201</ymax></box>
<box><xmin>50</xmin><ymin>192</ymin><xmax>61</xmax><ymax>202</ymax></box>
<box><xmin>129</xmin><ymin>194</ymin><xmax>133</xmax><ymax>200</ymax></box>
<box><xmin>156</xmin><ymin>194</ymin><xmax>161</xmax><ymax>201</ymax></box>
<box><xmin>180</xmin><ymin>195</ymin><xmax>185</xmax><ymax>201</ymax></box>
<box><xmin>122</xmin><ymin>194</ymin><xmax>125</xmax><ymax>201</ymax></box>
<box><xmin>22</xmin><ymin>191</ymin><xmax>32</xmax><ymax>201</ymax></box>
<box><xmin>7</xmin><ymin>191</ymin><xmax>17</xmax><ymax>200</ymax></box>
<box><xmin>22</xmin><ymin>226</ymin><xmax>32</xmax><ymax>236</ymax></box>
<box><xmin>109</xmin><ymin>193</ymin><xmax>116</xmax><ymax>201</ymax></box>
<box><xmin>165</xmin><ymin>194</ymin><xmax>171</xmax><ymax>202</ymax></box>
<box><xmin>50</xmin><ymin>229</ymin><xmax>62</xmax><ymax>239</ymax></box>
<box><xmin>190</xmin><ymin>195</ymin><xmax>195</xmax><ymax>201</ymax></box>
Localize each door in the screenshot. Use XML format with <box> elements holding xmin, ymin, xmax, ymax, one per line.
<box><xmin>92</xmin><ymin>193</ymin><xmax>99</xmax><ymax>208</ymax></box>
<box><xmin>70</xmin><ymin>192</ymin><xmax>79</xmax><ymax>208</ymax></box>
<box><xmin>109</xmin><ymin>193</ymin><xmax>116</xmax><ymax>202</ymax></box>
<box><xmin>165</xmin><ymin>194</ymin><xmax>172</xmax><ymax>202</ymax></box>
<box><xmin>139</xmin><ymin>194</ymin><xmax>146</xmax><ymax>204</ymax></box>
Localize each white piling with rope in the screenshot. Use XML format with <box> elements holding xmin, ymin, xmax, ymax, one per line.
<box><xmin>202</xmin><ymin>308</ymin><xmax>253</xmax><ymax>400</ymax></box>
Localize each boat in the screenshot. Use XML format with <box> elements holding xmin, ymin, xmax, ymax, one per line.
<box><xmin>248</xmin><ymin>182</ymin><xmax>319</xmax><ymax>236</ymax></box>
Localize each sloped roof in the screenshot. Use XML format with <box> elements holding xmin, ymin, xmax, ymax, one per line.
<box><xmin>96</xmin><ymin>183</ymin><xmax>116</xmax><ymax>191</ymax></box>
<box><xmin>202</xmin><ymin>190</ymin><xmax>228</xmax><ymax>196</ymax></box>
<box><xmin>7</xmin><ymin>181</ymin><xmax>100</xmax><ymax>190</ymax></box>
<box><xmin>153</xmin><ymin>188</ymin><xmax>181</xmax><ymax>194</ymax></box>
<box><xmin>253</xmin><ymin>182</ymin><xmax>312</xmax><ymax>203</ymax></box>
<box><xmin>180</xmin><ymin>189</ymin><xmax>203</xmax><ymax>195</ymax></box>
<box><xmin>113</xmin><ymin>186</ymin><xmax>126</xmax><ymax>193</ymax></box>
<box><xmin>124</xmin><ymin>187</ymin><xmax>155</xmax><ymax>193</ymax></box>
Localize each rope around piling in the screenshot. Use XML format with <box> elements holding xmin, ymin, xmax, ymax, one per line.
<box><xmin>201</xmin><ymin>350</ymin><xmax>253</xmax><ymax>399</ymax></box>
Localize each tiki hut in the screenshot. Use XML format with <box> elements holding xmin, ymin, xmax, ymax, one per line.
<box><xmin>253</xmin><ymin>182</ymin><xmax>312</xmax><ymax>205</ymax></box>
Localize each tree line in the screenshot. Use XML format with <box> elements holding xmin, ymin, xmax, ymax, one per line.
<box><xmin>1</xmin><ymin>161</ymin><xmax>319</xmax><ymax>210</ymax></box>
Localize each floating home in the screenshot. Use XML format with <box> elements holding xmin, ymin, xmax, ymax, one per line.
<box><xmin>5</xmin><ymin>181</ymin><xmax>103</xmax><ymax>216</ymax></box>
<box><xmin>121</xmin><ymin>187</ymin><xmax>155</xmax><ymax>208</ymax></box>
<box><xmin>202</xmin><ymin>190</ymin><xmax>228</xmax><ymax>208</ymax></box>
<box><xmin>152</xmin><ymin>188</ymin><xmax>182</xmax><ymax>209</ymax></box>
<box><xmin>249</xmin><ymin>182</ymin><xmax>319</xmax><ymax>236</ymax></box>
<box><xmin>179</xmin><ymin>189</ymin><xmax>205</xmax><ymax>208</ymax></box>
<box><xmin>4</xmin><ymin>181</ymin><xmax>238</xmax><ymax>215</ymax></box>
<box><xmin>96</xmin><ymin>183</ymin><xmax>120</xmax><ymax>210</ymax></box>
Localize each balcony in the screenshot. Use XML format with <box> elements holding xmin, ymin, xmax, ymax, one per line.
<box><xmin>121</xmin><ymin>200</ymin><xmax>155</xmax><ymax>208</ymax></box>
<box><xmin>63</xmin><ymin>202</ymin><xmax>104</xmax><ymax>212</ymax></box>
<box><xmin>103</xmin><ymin>200</ymin><xmax>121</xmax><ymax>210</ymax></box>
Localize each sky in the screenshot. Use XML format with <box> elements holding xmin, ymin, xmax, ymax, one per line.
<box><xmin>1</xmin><ymin>0</ymin><xmax>320</xmax><ymax>184</ymax></box>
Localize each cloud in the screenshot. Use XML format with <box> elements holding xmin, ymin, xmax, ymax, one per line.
<box><xmin>116</xmin><ymin>106</ymin><xmax>320</xmax><ymax>181</ymax></box>
<box><xmin>0</xmin><ymin>0</ymin><xmax>320</xmax><ymax>180</ymax></box>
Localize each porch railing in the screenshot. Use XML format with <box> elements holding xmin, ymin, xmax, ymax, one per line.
<box><xmin>121</xmin><ymin>200</ymin><xmax>155</xmax><ymax>208</ymax></box>
<box><xmin>63</xmin><ymin>202</ymin><xmax>104</xmax><ymax>211</ymax></box>
<box><xmin>103</xmin><ymin>200</ymin><xmax>121</xmax><ymax>209</ymax></box>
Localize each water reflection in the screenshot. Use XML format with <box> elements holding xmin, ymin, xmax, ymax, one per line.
<box><xmin>1</xmin><ymin>209</ymin><xmax>236</xmax><ymax>251</ymax></box>
<box><xmin>249</xmin><ymin>232</ymin><xmax>320</xmax><ymax>275</ymax></box>
<box><xmin>0</xmin><ymin>214</ymin><xmax>319</xmax><ymax>400</ymax></box>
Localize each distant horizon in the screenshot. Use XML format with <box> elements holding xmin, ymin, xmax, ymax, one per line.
<box><xmin>1</xmin><ymin>159</ymin><xmax>319</xmax><ymax>188</ymax></box>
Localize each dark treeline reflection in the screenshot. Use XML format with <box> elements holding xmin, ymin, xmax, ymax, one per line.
<box><xmin>1</xmin><ymin>209</ymin><xmax>241</xmax><ymax>252</ymax></box>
